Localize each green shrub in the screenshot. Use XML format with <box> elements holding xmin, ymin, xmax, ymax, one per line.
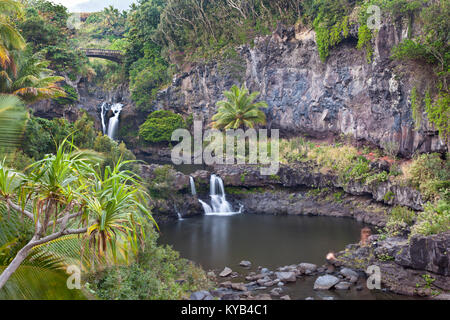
<box><xmin>53</xmin><ymin>84</ymin><xmax>79</xmax><ymax>105</ymax></box>
<box><xmin>22</xmin><ymin>114</ymin><xmax>97</xmax><ymax>160</ymax></box>
<box><xmin>93</xmin><ymin>134</ymin><xmax>137</xmax><ymax>172</ymax></box>
<box><xmin>411</xmin><ymin>200</ymin><xmax>450</xmax><ymax>237</ymax></box>
<box><xmin>146</xmin><ymin>165</ymin><xmax>178</xmax><ymax>200</ymax></box>
<box><xmin>356</xmin><ymin>24</ymin><xmax>374</xmax><ymax>63</ymax></box>
<box><xmin>386</xmin><ymin>206</ymin><xmax>416</xmax><ymax>236</ymax></box>
<box><xmin>406</xmin><ymin>153</ymin><xmax>450</xmax><ymax>201</ymax></box>
<box><xmin>333</xmin><ymin>191</ymin><xmax>344</xmax><ymax>203</ymax></box>
<box><xmin>139</xmin><ymin>110</ymin><xmax>186</xmax><ymax>144</ymax></box>
<box><xmin>86</xmin><ymin>227</ymin><xmax>210</xmax><ymax>300</ymax></box>
<box><xmin>384</xmin><ymin>191</ymin><xmax>395</xmax><ymax>202</ymax></box>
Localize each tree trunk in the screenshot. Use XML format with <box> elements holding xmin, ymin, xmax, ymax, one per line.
<box><xmin>0</xmin><ymin>240</ymin><xmax>35</xmax><ymax>289</ymax></box>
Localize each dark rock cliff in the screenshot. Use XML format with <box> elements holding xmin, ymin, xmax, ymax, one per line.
<box><xmin>152</xmin><ymin>22</ymin><xmax>447</xmax><ymax>157</ymax></box>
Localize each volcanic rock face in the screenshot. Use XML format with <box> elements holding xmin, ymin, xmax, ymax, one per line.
<box><xmin>395</xmin><ymin>232</ymin><xmax>450</xmax><ymax>277</ymax></box>
<box><xmin>153</xmin><ymin>22</ymin><xmax>446</xmax><ymax>157</ymax></box>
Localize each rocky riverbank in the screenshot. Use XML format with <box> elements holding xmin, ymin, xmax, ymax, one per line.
<box><xmin>141</xmin><ymin>162</ymin><xmax>449</xmax><ymax>299</ymax></box>
<box><xmin>190</xmin><ymin>260</ymin><xmax>366</xmax><ymax>301</ymax></box>
<box><xmin>336</xmin><ymin>232</ymin><xmax>450</xmax><ymax>298</ymax></box>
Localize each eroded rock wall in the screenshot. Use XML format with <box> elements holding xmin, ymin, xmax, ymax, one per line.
<box><xmin>153</xmin><ymin>21</ymin><xmax>447</xmax><ymax>157</ymax></box>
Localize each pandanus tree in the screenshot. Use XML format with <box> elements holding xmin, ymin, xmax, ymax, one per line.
<box><xmin>211</xmin><ymin>84</ymin><xmax>268</xmax><ymax>129</ymax></box>
<box><xmin>0</xmin><ymin>139</ymin><xmax>156</xmax><ymax>289</ymax></box>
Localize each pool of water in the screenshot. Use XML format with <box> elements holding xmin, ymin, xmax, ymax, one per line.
<box><xmin>159</xmin><ymin>214</ymin><xmax>418</xmax><ymax>300</ymax></box>
<box><xmin>159</xmin><ymin>214</ymin><xmax>364</xmax><ymax>270</ymax></box>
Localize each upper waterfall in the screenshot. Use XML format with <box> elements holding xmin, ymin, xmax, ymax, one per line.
<box><xmin>100</xmin><ymin>102</ymin><xmax>123</xmax><ymax>140</ymax></box>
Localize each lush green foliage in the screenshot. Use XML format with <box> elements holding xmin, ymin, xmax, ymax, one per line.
<box><xmin>139</xmin><ymin>110</ymin><xmax>186</xmax><ymax>144</ymax></box>
<box><xmin>404</xmin><ymin>153</ymin><xmax>450</xmax><ymax>202</ymax></box>
<box><xmin>93</xmin><ymin>133</ymin><xmax>137</xmax><ymax>172</ymax></box>
<box><xmin>411</xmin><ymin>200</ymin><xmax>450</xmax><ymax>236</ymax></box>
<box><xmin>22</xmin><ymin>114</ymin><xmax>96</xmax><ymax>160</ymax></box>
<box><xmin>0</xmin><ymin>141</ymin><xmax>156</xmax><ymax>293</ymax></box>
<box><xmin>386</xmin><ymin>206</ymin><xmax>416</xmax><ymax>236</ymax></box>
<box><xmin>87</xmin><ymin>226</ymin><xmax>209</xmax><ymax>300</ymax></box>
<box><xmin>53</xmin><ymin>84</ymin><xmax>78</xmax><ymax>106</ymax></box>
<box><xmin>311</xmin><ymin>0</ymin><xmax>352</xmax><ymax>62</ymax></box>
<box><xmin>391</xmin><ymin>0</ymin><xmax>449</xmax><ymax>141</ymax></box>
<box><xmin>19</xmin><ymin>1</ymin><xmax>89</xmax><ymax>77</ymax></box>
<box><xmin>146</xmin><ymin>165</ymin><xmax>177</xmax><ymax>200</ymax></box>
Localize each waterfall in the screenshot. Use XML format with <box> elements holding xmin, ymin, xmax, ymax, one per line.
<box><xmin>199</xmin><ymin>200</ymin><xmax>212</xmax><ymax>214</ymax></box>
<box><xmin>174</xmin><ymin>204</ymin><xmax>183</xmax><ymax>220</ymax></box>
<box><xmin>189</xmin><ymin>176</ymin><xmax>196</xmax><ymax>196</ymax></box>
<box><xmin>106</xmin><ymin>103</ymin><xmax>123</xmax><ymax>140</ymax></box>
<box><xmin>199</xmin><ymin>174</ymin><xmax>240</xmax><ymax>216</ymax></box>
<box><xmin>100</xmin><ymin>102</ymin><xmax>107</xmax><ymax>135</ymax></box>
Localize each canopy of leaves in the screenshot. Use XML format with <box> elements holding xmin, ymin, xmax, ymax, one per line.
<box><xmin>139</xmin><ymin>110</ymin><xmax>186</xmax><ymax>143</ymax></box>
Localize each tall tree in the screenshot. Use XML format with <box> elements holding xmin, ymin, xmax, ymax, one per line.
<box><xmin>0</xmin><ymin>0</ymin><xmax>26</xmax><ymax>73</ymax></box>
<box><xmin>0</xmin><ymin>140</ymin><xmax>155</xmax><ymax>289</ymax></box>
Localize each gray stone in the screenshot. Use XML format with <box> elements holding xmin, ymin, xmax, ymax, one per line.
<box><xmin>280</xmin><ymin>295</ymin><xmax>291</xmax><ymax>300</ymax></box>
<box><xmin>305</xmin><ymin>297</ymin><xmax>314</xmax><ymax>300</ymax></box>
<box><xmin>335</xmin><ymin>281</ymin><xmax>352</xmax><ymax>290</ymax></box>
<box><xmin>190</xmin><ymin>290</ymin><xmax>213</xmax><ymax>300</ymax></box>
<box><xmin>314</xmin><ymin>275</ymin><xmax>340</xmax><ymax>290</ymax></box>
<box><xmin>340</xmin><ymin>268</ymin><xmax>359</xmax><ymax>280</ymax></box>
<box><xmin>239</xmin><ymin>260</ymin><xmax>252</xmax><ymax>268</ymax></box>
<box><xmin>231</xmin><ymin>283</ymin><xmax>247</xmax><ymax>291</ymax></box>
<box><xmin>275</xmin><ymin>271</ymin><xmax>297</xmax><ymax>283</ymax></box>
<box><xmin>219</xmin><ymin>267</ymin><xmax>233</xmax><ymax>277</ymax></box>
<box><xmin>270</xmin><ymin>288</ymin><xmax>283</xmax><ymax>296</ymax></box>
<box><xmin>298</xmin><ymin>263</ymin><xmax>318</xmax><ymax>274</ymax></box>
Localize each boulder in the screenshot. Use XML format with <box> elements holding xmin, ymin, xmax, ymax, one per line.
<box><xmin>261</xmin><ymin>268</ymin><xmax>270</xmax><ymax>274</ymax></box>
<box><xmin>219</xmin><ymin>267</ymin><xmax>233</xmax><ymax>277</ymax></box>
<box><xmin>231</xmin><ymin>283</ymin><xmax>247</xmax><ymax>291</ymax></box>
<box><xmin>396</xmin><ymin>232</ymin><xmax>450</xmax><ymax>276</ymax></box>
<box><xmin>313</xmin><ymin>275</ymin><xmax>340</xmax><ymax>290</ymax></box>
<box><xmin>340</xmin><ymin>268</ymin><xmax>359</xmax><ymax>280</ymax></box>
<box><xmin>239</xmin><ymin>260</ymin><xmax>252</xmax><ymax>268</ymax></box>
<box><xmin>275</xmin><ymin>271</ymin><xmax>297</xmax><ymax>283</ymax></box>
<box><xmin>270</xmin><ymin>288</ymin><xmax>282</xmax><ymax>296</ymax></box>
<box><xmin>298</xmin><ymin>263</ymin><xmax>318</xmax><ymax>274</ymax></box>
<box><xmin>190</xmin><ymin>290</ymin><xmax>213</xmax><ymax>300</ymax></box>
<box><xmin>280</xmin><ymin>295</ymin><xmax>291</xmax><ymax>300</ymax></box>
<box><xmin>335</xmin><ymin>281</ymin><xmax>352</xmax><ymax>290</ymax></box>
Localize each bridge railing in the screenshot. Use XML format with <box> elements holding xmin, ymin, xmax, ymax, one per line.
<box><xmin>80</xmin><ymin>48</ymin><xmax>123</xmax><ymax>55</ymax></box>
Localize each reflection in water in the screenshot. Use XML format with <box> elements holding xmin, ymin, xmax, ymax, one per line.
<box><xmin>159</xmin><ymin>215</ymin><xmax>364</xmax><ymax>270</ymax></box>
<box><xmin>159</xmin><ymin>214</ymin><xmax>420</xmax><ymax>300</ymax></box>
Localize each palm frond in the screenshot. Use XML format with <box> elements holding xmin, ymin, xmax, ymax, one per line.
<box><xmin>0</xmin><ymin>94</ymin><xmax>28</xmax><ymax>150</ymax></box>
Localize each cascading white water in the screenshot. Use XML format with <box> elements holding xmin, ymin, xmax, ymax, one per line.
<box><xmin>198</xmin><ymin>200</ymin><xmax>212</xmax><ymax>214</ymax></box>
<box><xmin>106</xmin><ymin>103</ymin><xmax>123</xmax><ymax>140</ymax></box>
<box><xmin>199</xmin><ymin>174</ymin><xmax>240</xmax><ymax>216</ymax></box>
<box><xmin>100</xmin><ymin>102</ymin><xmax>107</xmax><ymax>135</ymax></box>
<box><xmin>189</xmin><ymin>176</ymin><xmax>196</xmax><ymax>196</ymax></box>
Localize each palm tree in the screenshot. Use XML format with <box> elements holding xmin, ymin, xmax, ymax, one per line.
<box><xmin>0</xmin><ymin>0</ymin><xmax>26</xmax><ymax>73</ymax></box>
<box><xmin>2</xmin><ymin>51</ymin><xmax>66</xmax><ymax>103</ymax></box>
<box><xmin>0</xmin><ymin>94</ymin><xmax>28</xmax><ymax>150</ymax></box>
<box><xmin>211</xmin><ymin>84</ymin><xmax>268</xmax><ymax>129</ymax></box>
<box><xmin>0</xmin><ymin>140</ymin><xmax>156</xmax><ymax>289</ymax></box>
